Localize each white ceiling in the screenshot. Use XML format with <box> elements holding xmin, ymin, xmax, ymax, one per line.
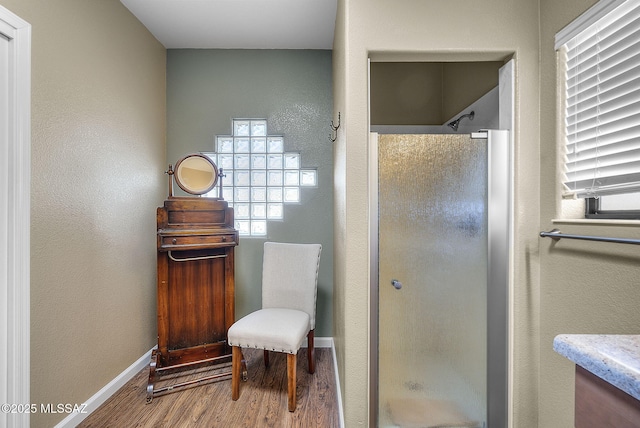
<box><xmin>120</xmin><ymin>0</ymin><xmax>337</xmax><ymax>49</ymax></box>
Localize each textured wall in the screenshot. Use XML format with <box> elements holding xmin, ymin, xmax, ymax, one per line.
<box><xmin>0</xmin><ymin>0</ymin><xmax>166</xmax><ymax>426</ymax></box>
<box><xmin>538</xmin><ymin>0</ymin><xmax>640</xmax><ymax>427</ymax></box>
<box><xmin>333</xmin><ymin>0</ymin><xmax>540</xmax><ymax>426</ymax></box>
<box><xmin>166</xmin><ymin>49</ymin><xmax>334</xmax><ymax>336</ymax></box>
<box><xmin>370</xmin><ymin>62</ymin><xmax>444</xmax><ymax>125</ymax></box>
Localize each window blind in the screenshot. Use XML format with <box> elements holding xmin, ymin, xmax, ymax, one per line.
<box><xmin>558</xmin><ymin>0</ymin><xmax>640</xmax><ymax>198</ymax></box>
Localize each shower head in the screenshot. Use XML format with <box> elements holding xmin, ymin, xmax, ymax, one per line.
<box><xmin>447</xmin><ymin>111</ymin><xmax>475</xmax><ymax>131</ymax></box>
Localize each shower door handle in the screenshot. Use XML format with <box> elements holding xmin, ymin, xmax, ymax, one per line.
<box><xmin>391</xmin><ymin>279</ymin><xmax>402</xmax><ymax>290</ymax></box>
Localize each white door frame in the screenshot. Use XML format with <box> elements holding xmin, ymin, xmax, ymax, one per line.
<box><xmin>0</xmin><ymin>5</ymin><xmax>30</xmax><ymax>428</ymax></box>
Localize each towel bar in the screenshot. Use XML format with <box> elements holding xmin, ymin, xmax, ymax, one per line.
<box><xmin>540</xmin><ymin>229</ymin><xmax>640</xmax><ymax>245</ymax></box>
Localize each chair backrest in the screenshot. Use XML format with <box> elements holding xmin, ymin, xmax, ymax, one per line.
<box><xmin>261</xmin><ymin>242</ymin><xmax>322</xmax><ymax>330</ymax></box>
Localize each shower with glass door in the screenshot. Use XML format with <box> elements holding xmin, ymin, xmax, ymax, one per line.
<box><xmin>371</xmin><ymin>130</ymin><xmax>510</xmax><ymax>428</ymax></box>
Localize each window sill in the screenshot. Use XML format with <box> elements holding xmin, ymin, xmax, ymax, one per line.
<box><xmin>552</xmin><ymin>218</ymin><xmax>640</xmax><ymax>227</ymax></box>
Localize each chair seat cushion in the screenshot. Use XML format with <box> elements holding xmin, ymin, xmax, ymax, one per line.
<box><xmin>228</xmin><ymin>308</ymin><xmax>310</xmax><ymax>354</ymax></box>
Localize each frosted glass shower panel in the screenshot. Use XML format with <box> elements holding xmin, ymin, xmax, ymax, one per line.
<box><xmin>378</xmin><ymin>134</ymin><xmax>487</xmax><ymax>428</ymax></box>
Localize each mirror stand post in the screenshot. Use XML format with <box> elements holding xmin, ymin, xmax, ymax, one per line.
<box><xmin>217</xmin><ymin>168</ymin><xmax>225</xmax><ymax>200</ymax></box>
<box><xmin>165</xmin><ymin>164</ymin><xmax>175</xmax><ymax>198</ymax></box>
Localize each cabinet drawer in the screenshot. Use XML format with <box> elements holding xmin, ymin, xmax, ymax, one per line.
<box><xmin>159</xmin><ymin>233</ymin><xmax>236</xmax><ymax>249</ymax></box>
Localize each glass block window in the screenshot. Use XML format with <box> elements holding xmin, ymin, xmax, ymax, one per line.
<box><xmin>205</xmin><ymin>119</ymin><xmax>317</xmax><ymax>236</ymax></box>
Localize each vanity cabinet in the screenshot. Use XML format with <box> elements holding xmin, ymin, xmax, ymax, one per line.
<box><xmin>553</xmin><ymin>334</ymin><xmax>640</xmax><ymax>428</ymax></box>
<box><xmin>147</xmin><ymin>197</ymin><xmax>238</xmax><ymax>401</ymax></box>
<box><xmin>575</xmin><ymin>366</ymin><xmax>640</xmax><ymax>428</ymax></box>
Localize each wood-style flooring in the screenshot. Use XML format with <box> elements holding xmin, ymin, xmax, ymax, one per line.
<box><xmin>78</xmin><ymin>348</ymin><xmax>340</xmax><ymax>428</ymax></box>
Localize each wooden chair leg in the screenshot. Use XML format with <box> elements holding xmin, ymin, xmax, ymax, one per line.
<box><xmin>263</xmin><ymin>349</ymin><xmax>270</xmax><ymax>368</ymax></box>
<box><xmin>232</xmin><ymin>346</ymin><xmax>241</xmax><ymax>401</ymax></box>
<box><xmin>307</xmin><ymin>330</ymin><xmax>315</xmax><ymax>374</ymax></box>
<box><xmin>287</xmin><ymin>353</ymin><xmax>297</xmax><ymax>412</ymax></box>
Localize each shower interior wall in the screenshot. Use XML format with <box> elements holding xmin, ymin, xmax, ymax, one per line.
<box><xmin>370</xmin><ymin>85</ymin><xmax>499</xmax><ymax>135</ymax></box>
<box><xmin>370</xmin><ymin>61</ymin><xmax>504</xmax><ymax>127</ymax></box>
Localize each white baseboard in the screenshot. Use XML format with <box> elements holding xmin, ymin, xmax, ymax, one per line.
<box><xmin>53</xmin><ymin>337</ymin><xmax>344</xmax><ymax>427</ymax></box>
<box><xmin>54</xmin><ymin>347</ymin><xmax>154</xmax><ymax>428</ymax></box>
<box><xmin>305</xmin><ymin>337</ymin><xmax>345</xmax><ymax>426</ymax></box>
<box><xmin>302</xmin><ymin>336</ymin><xmax>332</xmax><ymax>348</ymax></box>
<box><xmin>330</xmin><ymin>338</ymin><xmax>346</xmax><ymax>428</ymax></box>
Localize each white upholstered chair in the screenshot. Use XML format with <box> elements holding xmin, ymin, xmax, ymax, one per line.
<box><xmin>228</xmin><ymin>241</ymin><xmax>322</xmax><ymax>412</ymax></box>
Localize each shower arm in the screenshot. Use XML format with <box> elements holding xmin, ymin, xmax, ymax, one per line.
<box><xmin>447</xmin><ymin>110</ymin><xmax>475</xmax><ymax>131</ymax></box>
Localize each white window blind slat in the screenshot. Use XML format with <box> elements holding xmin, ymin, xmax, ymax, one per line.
<box><xmin>567</xmin><ymin>87</ymin><xmax>640</xmax><ymax>128</ymax></box>
<box><xmin>567</xmin><ymin>45</ymin><xmax>640</xmax><ymax>91</ymax></box>
<box><xmin>565</xmin><ymin>13</ymin><xmax>640</xmax><ymax>65</ymax></box>
<box><xmin>559</xmin><ymin>0</ymin><xmax>640</xmax><ymax>198</ymax></box>
<box><xmin>566</xmin><ymin>121</ymin><xmax>640</xmax><ymax>149</ymax></box>
<box><xmin>567</xmin><ymin>44</ymin><xmax>640</xmax><ymax>99</ymax></box>
<box><xmin>568</xmin><ymin>100</ymin><xmax>640</xmax><ymax>135</ymax></box>
<box><xmin>566</xmin><ymin>147</ymin><xmax>640</xmax><ymax>173</ymax></box>
<box><xmin>568</xmin><ymin>124</ymin><xmax>640</xmax><ymax>148</ymax></box>
<box><xmin>567</xmin><ymin>70</ymin><xmax>640</xmax><ymax>117</ymax></box>
<box><xmin>566</xmin><ymin>138</ymin><xmax>640</xmax><ymax>163</ymax></box>
<box><xmin>567</xmin><ymin>53</ymin><xmax>640</xmax><ymax>98</ymax></box>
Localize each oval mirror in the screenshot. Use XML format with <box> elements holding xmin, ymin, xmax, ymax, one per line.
<box><xmin>174</xmin><ymin>154</ymin><xmax>219</xmax><ymax>195</ymax></box>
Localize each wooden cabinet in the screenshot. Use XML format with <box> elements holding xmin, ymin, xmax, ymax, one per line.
<box><xmin>147</xmin><ymin>197</ymin><xmax>238</xmax><ymax>401</ymax></box>
<box><xmin>575</xmin><ymin>365</ymin><xmax>640</xmax><ymax>428</ymax></box>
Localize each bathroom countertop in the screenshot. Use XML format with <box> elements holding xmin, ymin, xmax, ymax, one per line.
<box><xmin>553</xmin><ymin>334</ymin><xmax>640</xmax><ymax>401</ymax></box>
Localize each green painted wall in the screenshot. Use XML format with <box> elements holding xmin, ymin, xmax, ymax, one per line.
<box><xmin>167</xmin><ymin>49</ymin><xmax>334</xmax><ymax>336</ymax></box>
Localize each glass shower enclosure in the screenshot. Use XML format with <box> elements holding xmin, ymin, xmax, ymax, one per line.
<box><xmin>371</xmin><ymin>131</ymin><xmax>510</xmax><ymax>428</ymax></box>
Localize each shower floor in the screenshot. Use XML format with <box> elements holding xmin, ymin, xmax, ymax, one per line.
<box><xmin>379</xmin><ymin>356</ymin><xmax>485</xmax><ymax>428</ymax></box>
<box><xmin>386</xmin><ymin>398</ymin><xmax>480</xmax><ymax>428</ymax></box>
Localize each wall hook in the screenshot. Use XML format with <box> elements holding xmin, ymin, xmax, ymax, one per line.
<box><xmin>329</xmin><ymin>112</ymin><xmax>341</xmax><ymax>142</ymax></box>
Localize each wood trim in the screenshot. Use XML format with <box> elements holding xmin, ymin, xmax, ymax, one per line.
<box><xmin>225</xmin><ymin>248</ymin><xmax>235</xmax><ymax>333</ymax></box>
<box><xmin>156</xmin><ymin>252</ymin><xmax>169</xmax><ymax>356</ymax></box>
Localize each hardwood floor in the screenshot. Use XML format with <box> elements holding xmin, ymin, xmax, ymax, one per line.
<box><xmin>78</xmin><ymin>348</ymin><xmax>340</xmax><ymax>428</ymax></box>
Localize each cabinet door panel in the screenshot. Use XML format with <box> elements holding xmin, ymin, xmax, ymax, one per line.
<box><xmin>167</xmin><ymin>255</ymin><xmax>227</xmax><ymax>350</ymax></box>
<box><xmin>575</xmin><ymin>366</ymin><xmax>640</xmax><ymax>428</ymax></box>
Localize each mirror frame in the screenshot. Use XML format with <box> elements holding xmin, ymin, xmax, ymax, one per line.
<box><xmin>173</xmin><ymin>153</ymin><xmax>219</xmax><ymax>196</ymax></box>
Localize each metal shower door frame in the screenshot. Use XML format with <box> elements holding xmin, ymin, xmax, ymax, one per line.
<box><xmin>369</xmin><ymin>130</ymin><xmax>512</xmax><ymax>427</ymax></box>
